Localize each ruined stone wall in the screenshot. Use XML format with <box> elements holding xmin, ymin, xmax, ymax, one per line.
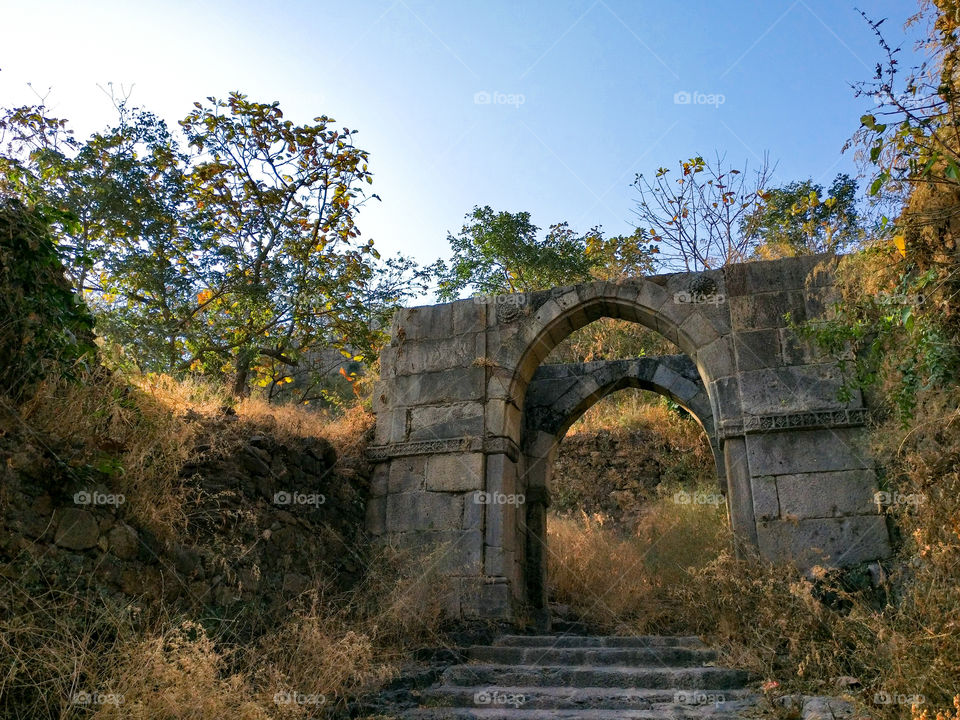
<box><xmin>367</xmin><ymin>255</ymin><xmax>892</xmax><ymax>619</ymax></box>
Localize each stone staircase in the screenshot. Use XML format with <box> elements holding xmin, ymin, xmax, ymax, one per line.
<box><xmin>394</xmin><ymin>632</ymin><xmax>760</xmax><ymax>719</ymax></box>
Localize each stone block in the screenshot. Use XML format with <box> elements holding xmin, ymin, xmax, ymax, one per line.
<box><xmin>652</xmin><ymin>363</ymin><xmax>699</xmax><ymax>403</ymax></box>
<box><xmin>485</xmin><ymin>399</ymin><xmax>521</xmax><ymax>440</ymax></box>
<box><xmin>733</xmin><ymin>328</ymin><xmax>782</xmax><ymax>372</ymax></box>
<box><xmin>745</xmin><ymin>427</ymin><xmax>872</xmax><ymax>477</ymax></box>
<box><xmin>408</xmin><ymin>401</ymin><xmax>484</xmax><ymax>441</ymax></box>
<box><xmin>370</xmin><ymin>463</ymin><xmax>389</xmax><ymax>497</ymax></box>
<box><xmin>373</xmin><ymin>408</ymin><xmax>407</xmax><ymax>445</ymax></box>
<box><xmin>751</xmin><ymin>475</ymin><xmax>780</xmax><ymax>521</ymax></box>
<box><xmin>365</xmin><ymin>496</ymin><xmax>386</xmax><ymax>535</ymax></box>
<box><xmin>453</xmin><ymin>299</ymin><xmax>486</xmax><ymax>335</ymax></box>
<box><xmin>484</xmin><ymin>545</ymin><xmax>515</xmax><ymax>577</ymax></box>
<box><xmin>395</xmin><ymin>334</ymin><xmax>476</xmax><ymax>375</ymax></box>
<box><xmin>730</xmin><ymin>290</ymin><xmax>805</xmax><ymax>331</ymax></box>
<box><xmin>711</xmin><ymin>376</ymin><xmax>742</xmax><ymax>419</ymax></box>
<box><xmin>694</xmin><ymin>336</ymin><xmax>736</xmax><ymax>381</ymax></box>
<box><xmin>804</xmin><ymin>284</ymin><xmax>841</xmax><ymax>321</ymax></box>
<box><xmin>425</xmin><ymin>452</ymin><xmax>485</xmax><ymax>492</ymax></box>
<box><xmin>463</xmin><ymin>493</ymin><xmax>484</xmax><ymax>530</ymax></box>
<box><xmin>461</xmin><ymin>579</ymin><xmax>514</xmax><ymax>619</ymax></box>
<box><xmin>776</xmin><ymin>469</ymin><xmax>879</xmax><ymax>519</ymax></box>
<box><xmin>391</xmin><ymin>367</ymin><xmax>486</xmax><ymax>406</ymax></box>
<box><xmin>386</xmin><ymin>491</ymin><xmax>462</xmax><ymax>533</ymax></box>
<box><xmin>399</xmin><ymin>302</ymin><xmax>453</xmax><ymax>341</ymax></box>
<box><xmin>756</xmin><ymin>515</ymin><xmax>890</xmax><ymax>567</ymax></box>
<box><xmin>389</xmin><ymin>455</ymin><xmax>426</xmax><ymax>494</ymax></box>
<box><xmin>737</xmin><ymin>364</ymin><xmax>856</xmax><ymax>416</ymax></box>
<box><xmin>633</xmin><ymin>277</ymin><xmax>666</xmax><ymax>310</ymax></box>
<box><xmin>679</xmin><ymin>310</ymin><xmax>721</xmax><ymax>348</ymax></box>
<box><xmin>779</xmin><ymin>328</ymin><xmax>838</xmax><ymax>365</ymax></box>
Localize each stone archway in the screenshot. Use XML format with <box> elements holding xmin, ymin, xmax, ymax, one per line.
<box><xmin>520</xmin><ymin>354</ymin><xmax>724</xmax><ymax>621</ymax></box>
<box><xmin>366</xmin><ymin>255</ymin><xmax>891</xmax><ymax>619</ymax></box>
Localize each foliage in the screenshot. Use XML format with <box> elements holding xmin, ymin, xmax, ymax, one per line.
<box><xmin>744</xmin><ymin>173</ymin><xmax>862</xmax><ymax>257</ymax></box>
<box><xmin>0</xmin><ymin>94</ymin><xmax>427</xmax><ymax>397</ymax></box>
<box><xmin>0</xmin><ymin>199</ymin><xmax>95</xmax><ymax>400</ymax></box>
<box><xmin>583</xmin><ymin>227</ymin><xmax>659</xmax><ymax>280</ymax></box>
<box><xmin>435</xmin><ymin>205</ymin><xmax>602</xmax><ymax>299</ymax></box>
<box><xmin>807</xmin><ymin>1</ymin><xmax>960</xmax><ymax>417</ymax></box>
<box><xmin>631</xmin><ymin>153</ymin><xmax>774</xmax><ymax>271</ymax></box>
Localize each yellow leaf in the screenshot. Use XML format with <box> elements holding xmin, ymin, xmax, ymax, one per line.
<box><xmin>893</xmin><ymin>235</ymin><xmax>906</xmax><ymax>257</ymax></box>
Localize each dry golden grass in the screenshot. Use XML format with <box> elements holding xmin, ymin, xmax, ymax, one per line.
<box><xmin>12</xmin><ymin>371</ymin><xmax>202</xmax><ymax>536</ymax></box>
<box><xmin>5</xmin><ymin>370</ymin><xmax>375</xmax><ymax>541</ymax></box>
<box><xmin>0</xmin><ymin>541</ymin><xmax>453</xmax><ymax>719</ymax></box>
<box><xmin>547</xmin><ymin>492</ymin><xmax>732</xmax><ymax>633</ymax></box>
<box><xmin>548</xmin><ymin>385</ymin><xmax>960</xmax><ymax>718</ymax></box>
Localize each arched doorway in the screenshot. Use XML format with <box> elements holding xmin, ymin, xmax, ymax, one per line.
<box><xmin>519</xmin><ymin>353</ymin><xmax>725</xmax><ymax>621</ymax></box>
<box><xmin>367</xmin><ymin>257</ymin><xmax>891</xmax><ymax>620</ymax></box>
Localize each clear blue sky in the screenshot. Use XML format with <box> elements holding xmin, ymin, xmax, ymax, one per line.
<box><xmin>1</xmin><ymin>0</ymin><xmax>924</xmax><ymax>269</ymax></box>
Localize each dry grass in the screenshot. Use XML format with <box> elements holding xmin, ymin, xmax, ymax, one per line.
<box><xmin>4</xmin><ymin>370</ymin><xmax>374</xmax><ymax>541</ymax></box>
<box><xmin>548</xmin><ymin>385</ymin><xmax>960</xmax><ymax>718</ymax></box>
<box><xmin>547</xmin><ymin>490</ymin><xmax>732</xmax><ymax>632</ymax></box>
<box><xmin>0</xmin><ymin>541</ymin><xmax>453</xmax><ymax>719</ymax></box>
<box><xmin>568</xmin><ymin>389</ymin><xmax>707</xmax><ymax>441</ymax></box>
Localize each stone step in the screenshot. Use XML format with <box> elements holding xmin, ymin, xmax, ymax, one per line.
<box><xmin>467</xmin><ymin>645</ymin><xmax>718</xmax><ymax>666</ymax></box>
<box><xmin>442</xmin><ymin>664</ymin><xmax>750</xmax><ymax>689</ymax></box>
<box><xmin>400</xmin><ymin>705</ymin><xmax>755</xmax><ymax>720</ymax></box>
<box><xmin>420</xmin><ymin>685</ymin><xmax>757</xmax><ymax>711</ymax></box>
<box><xmin>550</xmin><ymin>619</ymin><xmax>591</xmax><ymax>634</ymax></box>
<box><xmin>493</xmin><ymin>635</ymin><xmax>707</xmax><ymax>649</ymax></box>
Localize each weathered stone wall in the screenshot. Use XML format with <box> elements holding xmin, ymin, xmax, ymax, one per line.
<box><xmin>2</xmin><ymin>422</ymin><xmax>368</xmax><ymax>615</ymax></box>
<box><xmin>367</xmin><ymin>255</ymin><xmax>892</xmax><ymax>620</ymax></box>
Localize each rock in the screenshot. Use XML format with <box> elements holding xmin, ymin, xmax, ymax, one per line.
<box><xmin>239</xmin><ymin>566</ymin><xmax>260</xmax><ymax>592</ymax></box>
<box><xmin>282</xmin><ymin>572</ymin><xmax>310</xmax><ymax>595</ymax></box>
<box><xmin>107</xmin><ymin>523</ymin><xmax>139</xmax><ymax>561</ymax></box>
<box><xmin>242</xmin><ymin>446</ymin><xmax>272</xmax><ymax>476</ymax></box>
<box><xmin>54</xmin><ymin>509</ymin><xmax>100</xmax><ymax>550</ymax></box>
<box><xmin>801</xmin><ymin>696</ymin><xmax>855</xmax><ymax>720</ymax></box>
<box><xmin>171</xmin><ymin>544</ymin><xmax>202</xmax><ymax>578</ymax></box>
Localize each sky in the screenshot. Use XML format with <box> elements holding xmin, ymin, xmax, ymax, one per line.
<box><xmin>1</xmin><ymin>0</ymin><xmax>926</xmax><ymax>272</ymax></box>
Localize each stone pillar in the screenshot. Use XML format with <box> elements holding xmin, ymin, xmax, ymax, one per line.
<box><xmin>523</xmin><ymin>485</ymin><xmax>550</xmax><ymax>630</ymax></box>
<box><xmin>722</xmin><ymin>436</ymin><xmax>758</xmax><ymax>548</ymax></box>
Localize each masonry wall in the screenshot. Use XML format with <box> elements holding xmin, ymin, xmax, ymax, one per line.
<box><xmin>366</xmin><ymin>255</ymin><xmax>892</xmax><ymax>620</ymax></box>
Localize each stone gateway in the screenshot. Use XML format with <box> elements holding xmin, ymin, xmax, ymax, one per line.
<box><xmin>365</xmin><ymin>255</ymin><xmax>891</xmax><ymax>620</ymax></box>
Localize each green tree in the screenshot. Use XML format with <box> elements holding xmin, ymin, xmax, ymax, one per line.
<box><xmin>0</xmin><ymin>199</ymin><xmax>96</xmax><ymax>400</ymax></box>
<box><xmin>1</xmin><ymin>94</ymin><xmax>427</xmax><ymax>396</ymax></box>
<box><xmin>584</xmin><ymin>227</ymin><xmax>659</xmax><ymax>280</ymax></box>
<box><xmin>436</xmin><ymin>205</ymin><xmax>600</xmax><ymax>299</ymax></box>
<box><xmin>742</xmin><ymin>174</ymin><xmax>861</xmax><ymax>258</ymax></box>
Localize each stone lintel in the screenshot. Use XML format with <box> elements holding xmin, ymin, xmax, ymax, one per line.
<box><xmin>719</xmin><ymin>407</ymin><xmax>869</xmax><ymax>440</ymax></box>
<box><xmin>367</xmin><ymin>435</ymin><xmax>520</xmax><ymax>462</ymax></box>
